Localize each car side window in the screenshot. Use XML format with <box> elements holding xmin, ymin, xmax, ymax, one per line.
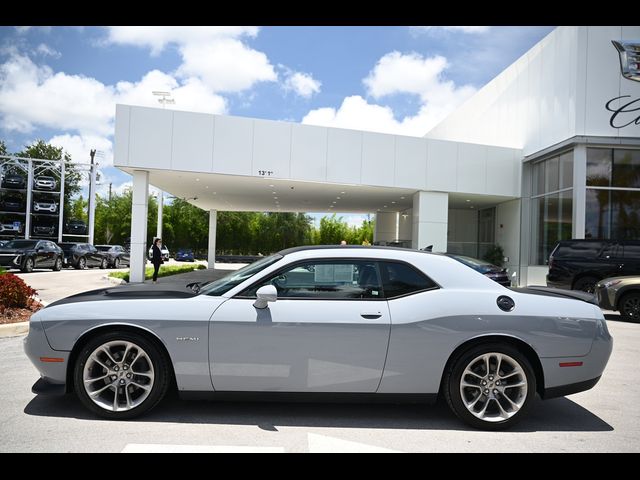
<box><xmin>379</xmin><ymin>261</ymin><xmax>438</xmax><ymax>299</ymax></box>
<box><xmin>623</xmin><ymin>242</ymin><xmax>640</xmax><ymax>260</ymax></box>
<box><xmin>240</xmin><ymin>260</ymin><xmax>383</xmax><ymax>300</ymax></box>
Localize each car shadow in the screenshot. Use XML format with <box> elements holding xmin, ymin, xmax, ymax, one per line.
<box><xmin>24</xmin><ymin>394</ymin><xmax>613</xmax><ymax>433</ymax></box>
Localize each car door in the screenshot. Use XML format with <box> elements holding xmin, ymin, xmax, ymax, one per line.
<box><xmin>42</xmin><ymin>241</ymin><xmax>55</xmax><ymax>267</ymax></box>
<box><xmin>210</xmin><ymin>259</ymin><xmax>391</xmax><ymax>393</ymax></box>
<box><xmin>621</xmin><ymin>241</ymin><xmax>640</xmax><ymax>276</ymax></box>
<box><xmin>88</xmin><ymin>245</ymin><xmax>101</xmax><ymax>266</ymax></box>
<box><xmin>120</xmin><ymin>246</ymin><xmax>130</xmax><ymax>265</ymax></box>
<box><xmin>33</xmin><ymin>241</ymin><xmax>49</xmax><ymax>266</ymax></box>
<box><xmin>599</xmin><ymin>242</ymin><xmax>625</xmax><ymax>278</ymax></box>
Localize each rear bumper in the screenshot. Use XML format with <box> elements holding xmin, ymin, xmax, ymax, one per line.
<box><xmin>546</xmin><ymin>276</ymin><xmax>571</xmax><ymax>290</ymax></box>
<box><xmin>542</xmin><ymin>376</ymin><xmax>601</xmax><ymax>399</ymax></box>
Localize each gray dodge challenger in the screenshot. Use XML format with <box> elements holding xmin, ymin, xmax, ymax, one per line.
<box><xmin>24</xmin><ymin>246</ymin><xmax>613</xmax><ymax>430</ymax></box>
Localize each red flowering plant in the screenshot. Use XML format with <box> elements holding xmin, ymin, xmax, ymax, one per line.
<box><xmin>0</xmin><ymin>273</ymin><xmax>37</xmax><ymax>309</ymax></box>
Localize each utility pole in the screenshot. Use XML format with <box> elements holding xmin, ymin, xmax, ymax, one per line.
<box><xmin>108</xmin><ymin>182</ymin><xmax>112</xmax><ymax>202</ymax></box>
<box><xmin>88</xmin><ymin>149</ymin><xmax>96</xmax><ymax>245</ymax></box>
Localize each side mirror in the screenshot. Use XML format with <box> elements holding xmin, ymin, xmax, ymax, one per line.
<box><xmin>253</xmin><ymin>285</ymin><xmax>277</xmax><ymax>309</ymax></box>
<box><xmin>186</xmin><ymin>282</ymin><xmax>201</xmax><ymax>294</ymax></box>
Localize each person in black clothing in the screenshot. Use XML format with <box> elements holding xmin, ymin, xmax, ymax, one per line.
<box><xmin>151</xmin><ymin>238</ymin><xmax>164</xmax><ymax>283</ymax></box>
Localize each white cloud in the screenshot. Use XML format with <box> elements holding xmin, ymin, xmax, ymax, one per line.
<box><xmin>411</xmin><ymin>26</ymin><xmax>490</xmax><ymax>34</ymax></box>
<box><xmin>49</xmin><ymin>133</ymin><xmax>113</xmax><ymax>165</ymax></box>
<box><xmin>0</xmin><ymin>53</ymin><xmax>227</xmax><ymax>143</ymax></box>
<box><xmin>363</xmin><ymin>51</ymin><xmax>449</xmax><ymax>99</ymax></box>
<box><xmin>283</xmin><ymin>71</ymin><xmax>321</xmax><ymax>98</ymax></box>
<box><xmin>105</xmin><ymin>26</ymin><xmax>259</xmax><ymax>55</ymax></box>
<box><xmin>304</xmin><ymin>51</ymin><xmax>476</xmax><ymax>136</ymax></box>
<box><xmin>177</xmin><ymin>38</ymin><xmax>276</xmax><ymax>92</ymax></box>
<box><xmin>35</xmin><ymin>43</ymin><xmax>61</xmax><ymax>58</ymax></box>
<box><xmin>105</xmin><ymin>27</ymin><xmax>276</xmax><ymax>93</ymax></box>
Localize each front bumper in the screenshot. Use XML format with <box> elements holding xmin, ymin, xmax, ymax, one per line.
<box><xmin>595</xmin><ymin>285</ymin><xmax>615</xmax><ymax>310</ymax></box>
<box><xmin>23</xmin><ymin>318</ymin><xmax>69</xmax><ymax>392</ymax></box>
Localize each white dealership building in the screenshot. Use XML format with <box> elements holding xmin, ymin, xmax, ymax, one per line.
<box><xmin>115</xmin><ymin>26</ymin><xmax>640</xmax><ymax>283</ymax></box>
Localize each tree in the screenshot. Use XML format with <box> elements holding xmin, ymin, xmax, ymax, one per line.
<box><xmin>0</xmin><ymin>140</ymin><xmax>7</xmax><ymax>157</ymax></box>
<box><xmin>17</xmin><ymin>140</ymin><xmax>82</xmax><ymax>222</ymax></box>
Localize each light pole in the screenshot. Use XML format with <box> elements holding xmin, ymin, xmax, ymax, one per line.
<box><xmin>151</xmin><ymin>91</ymin><xmax>174</xmax><ymax>241</ymax></box>
<box><xmin>152</xmin><ymin>91</ymin><xmax>175</xmax><ymax>109</ymax></box>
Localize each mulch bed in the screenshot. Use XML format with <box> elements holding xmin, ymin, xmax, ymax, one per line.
<box><xmin>0</xmin><ymin>301</ymin><xmax>43</xmax><ymax>325</ymax></box>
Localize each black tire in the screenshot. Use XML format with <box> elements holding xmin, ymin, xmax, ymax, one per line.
<box><xmin>443</xmin><ymin>342</ymin><xmax>536</xmax><ymax>430</ymax></box>
<box><xmin>52</xmin><ymin>257</ymin><xmax>62</xmax><ymax>271</ymax></box>
<box><xmin>76</xmin><ymin>257</ymin><xmax>86</xmax><ymax>270</ymax></box>
<box><xmin>21</xmin><ymin>257</ymin><xmax>34</xmax><ymax>273</ymax></box>
<box><xmin>573</xmin><ymin>276</ymin><xmax>598</xmax><ymax>294</ymax></box>
<box><xmin>100</xmin><ymin>258</ymin><xmax>107</xmax><ymax>269</ymax></box>
<box><xmin>73</xmin><ymin>331</ymin><xmax>171</xmax><ymax>420</ymax></box>
<box><xmin>113</xmin><ymin>258</ymin><xmax>120</xmax><ymax>269</ymax></box>
<box><xmin>619</xmin><ymin>291</ymin><xmax>640</xmax><ymax>322</ymax></box>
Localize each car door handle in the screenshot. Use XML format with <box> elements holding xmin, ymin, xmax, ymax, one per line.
<box><xmin>360</xmin><ymin>312</ymin><xmax>382</xmax><ymax>319</ymax></box>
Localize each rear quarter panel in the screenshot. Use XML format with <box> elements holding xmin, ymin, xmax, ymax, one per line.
<box><xmin>378</xmin><ymin>288</ymin><xmax>600</xmax><ymax>394</ymax></box>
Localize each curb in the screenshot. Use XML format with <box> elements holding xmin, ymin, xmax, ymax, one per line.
<box><xmin>105</xmin><ymin>275</ymin><xmax>127</xmax><ymax>285</ymax></box>
<box><xmin>0</xmin><ymin>321</ymin><xmax>29</xmax><ymax>338</ymax></box>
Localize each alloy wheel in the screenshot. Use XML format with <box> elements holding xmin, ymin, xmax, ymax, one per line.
<box><xmin>82</xmin><ymin>340</ymin><xmax>155</xmax><ymax>412</ymax></box>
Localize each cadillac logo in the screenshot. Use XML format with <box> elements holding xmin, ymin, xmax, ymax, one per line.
<box><xmin>612</xmin><ymin>40</ymin><xmax>640</xmax><ymax>82</ymax></box>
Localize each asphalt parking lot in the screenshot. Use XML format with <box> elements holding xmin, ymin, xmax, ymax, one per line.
<box><xmin>0</xmin><ymin>317</ymin><xmax>638</xmax><ymax>452</ymax></box>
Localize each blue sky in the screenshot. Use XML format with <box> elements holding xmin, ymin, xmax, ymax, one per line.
<box><xmin>0</xmin><ymin>26</ymin><xmax>554</xmax><ymax>227</ymax></box>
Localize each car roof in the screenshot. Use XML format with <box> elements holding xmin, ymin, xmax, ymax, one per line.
<box><xmin>278</xmin><ymin>245</ymin><xmax>427</xmax><ymax>255</ymax></box>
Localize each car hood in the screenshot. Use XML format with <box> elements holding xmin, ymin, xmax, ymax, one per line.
<box><xmin>0</xmin><ymin>248</ymin><xmax>28</xmax><ymax>255</ymax></box>
<box><xmin>597</xmin><ymin>276</ymin><xmax>640</xmax><ymax>285</ymax></box>
<box><xmin>47</xmin><ymin>284</ymin><xmax>198</xmax><ymax>308</ymax></box>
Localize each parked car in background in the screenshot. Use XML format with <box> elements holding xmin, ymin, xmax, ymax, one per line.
<box><xmin>175</xmin><ymin>248</ymin><xmax>195</xmax><ymax>262</ymax></box>
<box><xmin>547</xmin><ymin>239</ymin><xmax>640</xmax><ymax>293</ymax></box>
<box><xmin>32</xmin><ymin>218</ymin><xmax>57</xmax><ymax>237</ymax></box>
<box><xmin>25</xmin><ymin>246</ymin><xmax>612</xmax><ymax>429</ymax></box>
<box><xmin>148</xmin><ymin>243</ymin><xmax>170</xmax><ymax>261</ymax></box>
<box><xmin>33</xmin><ymin>200</ymin><xmax>58</xmax><ymax>213</ymax></box>
<box><xmin>65</xmin><ymin>219</ymin><xmax>88</xmax><ymax>235</ymax></box>
<box><xmin>0</xmin><ymin>220</ymin><xmax>23</xmax><ymax>234</ymax></box>
<box><xmin>96</xmin><ymin>244</ymin><xmax>130</xmax><ymax>268</ymax></box>
<box><xmin>0</xmin><ymin>194</ymin><xmax>24</xmax><ymax>212</ymax></box>
<box><xmin>445</xmin><ymin>253</ymin><xmax>511</xmax><ymax>287</ymax></box>
<box><xmin>595</xmin><ymin>276</ymin><xmax>640</xmax><ymax>321</ymax></box>
<box><xmin>59</xmin><ymin>242</ymin><xmax>108</xmax><ymax>269</ymax></box>
<box><xmin>33</xmin><ymin>175</ymin><xmax>57</xmax><ymax>191</ymax></box>
<box><xmin>0</xmin><ymin>239</ymin><xmax>63</xmax><ymax>272</ymax></box>
<box><xmin>1</xmin><ymin>173</ymin><xmax>26</xmax><ymax>189</ymax></box>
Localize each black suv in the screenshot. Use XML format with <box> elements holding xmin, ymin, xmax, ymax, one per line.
<box><xmin>547</xmin><ymin>239</ymin><xmax>640</xmax><ymax>293</ymax></box>
<box><xmin>1</xmin><ymin>173</ymin><xmax>26</xmax><ymax>189</ymax></box>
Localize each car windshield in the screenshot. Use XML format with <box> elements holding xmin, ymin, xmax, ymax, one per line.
<box><xmin>448</xmin><ymin>254</ymin><xmax>497</xmax><ymax>273</ymax></box>
<box><xmin>199</xmin><ymin>254</ymin><xmax>283</xmax><ymax>296</ymax></box>
<box><xmin>3</xmin><ymin>240</ymin><xmax>37</xmax><ymax>249</ymax></box>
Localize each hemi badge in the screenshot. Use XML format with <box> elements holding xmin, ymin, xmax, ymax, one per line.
<box><xmin>559</xmin><ymin>361</ymin><xmax>583</xmax><ymax>367</ymax></box>
<box><xmin>40</xmin><ymin>357</ymin><xmax>64</xmax><ymax>363</ymax></box>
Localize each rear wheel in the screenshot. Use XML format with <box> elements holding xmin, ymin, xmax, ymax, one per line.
<box><xmin>444</xmin><ymin>343</ymin><xmax>536</xmax><ymax>430</ymax></box>
<box><xmin>620</xmin><ymin>292</ymin><xmax>640</xmax><ymax>322</ymax></box>
<box><xmin>76</xmin><ymin>257</ymin><xmax>86</xmax><ymax>270</ymax></box>
<box><xmin>573</xmin><ymin>276</ymin><xmax>598</xmax><ymax>294</ymax></box>
<box><xmin>21</xmin><ymin>257</ymin><xmax>34</xmax><ymax>273</ymax></box>
<box><xmin>113</xmin><ymin>258</ymin><xmax>120</xmax><ymax>269</ymax></box>
<box><xmin>73</xmin><ymin>331</ymin><xmax>170</xmax><ymax>419</ymax></box>
<box><xmin>100</xmin><ymin>258</ymin><xmax>107</xmax><ymax>269</ymax></box>
<box><xmin>52</xmin><ymin>257</ymin><xmax>62</xmax><ymax>271</ymax></box>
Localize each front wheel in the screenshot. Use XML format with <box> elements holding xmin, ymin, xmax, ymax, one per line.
<box><xmin>76</xmin><ymin>257</ymin><xmax>86</xmax><ymax>270</ymax></box>
<box><xmin>21</xmin><ymin>257</ymin><xmax>34</xmax><ymax>273</ymax></box>
<box><xmin>52</xmin><ymin>257</ymin><xmax>62</xmax><ymax>271</ymax></box>
<box><xmin>573</xmin><ymin>276</ymin><xmax>598</xmax><ymax>294</ymax></box>
<box><xmin>113</xmin><ymin>258</ymin><xmax>120</xmax><ymax>269</ymax></box>
<box><xmin>73</xmin><ymin>331</ymin><xmax>170</xmax><ymax>419</ymax></box>
<box><xmin>100</xmin><ymin>258</ymin><xmax>107</xmax><ymax>269</ymax></box>
<box><xmin>620</xmin><ymin>292</ymin><xmax>640</xmax><ymax>322</ymax></box>
<box><xmin>444</xmin><ymin>343</ymin><xmax>536</xmax><ymax>430</ymax></box>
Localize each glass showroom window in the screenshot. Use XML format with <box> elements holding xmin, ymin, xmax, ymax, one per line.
<box><xmin>585</xmin><ymin>148</ymin><xmax>640</xmax><ymax>240</ymax></box>
<box><xmin>531</xmin><ymin>151</ymin><xmax>573</xmax><ymax>265</ymax></box>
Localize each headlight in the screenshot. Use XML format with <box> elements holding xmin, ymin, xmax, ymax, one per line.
<box><xmin>603</xmin><ymin>279</ymin><xmax>622</xmax><ymax>288</ymax></box>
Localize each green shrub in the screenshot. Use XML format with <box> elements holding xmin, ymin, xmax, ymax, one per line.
<box><xmin>0</xmin><ymin>273</ymin><xmax>37</xmax><ymax>308</ymax></box>
<box><xmin>109</xmin><ymin>263</ymin><xmax>206</xmax><ymax>283</ymax></box>
<box><xmin>482</xmin><ymin>244</ymin><xmax>505</xmax><ymax>267</ymax></box>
